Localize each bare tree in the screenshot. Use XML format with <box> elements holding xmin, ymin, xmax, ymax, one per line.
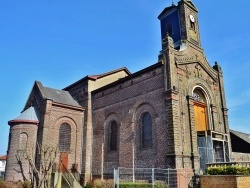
<box><xmin>16</xmin><ymin>144</ymin><xmax>58</xmax><ymax>188</ymax></box>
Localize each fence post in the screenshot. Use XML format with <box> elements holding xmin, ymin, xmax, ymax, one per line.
<box><xmin>114</xmin><ymin>169</ymin><xmax>116</xmax><ymax>188</ymax></box>
<box><xmin>152</xmin><ymin>168</ymin><xmax>154</xmax><ymax>188</ymax></box>
<box><xmin>117</xmin><ymin>167</ymin><xmax>119</xmax><ymax>188</ymax></box>
<box><xmin>167</xmin><ymin>168</ymin><xmax>170</xmax><ymax>186</ymax></box>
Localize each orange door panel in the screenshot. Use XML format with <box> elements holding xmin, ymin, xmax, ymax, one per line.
<box><xmin>59</xmin><ymin>152</ymin><xmax>68</xmax><ymax>173</ymax></box>
<box><xmin>194</xmin><ymin>103</ymin><xmax>207</xmax><ymax>131</ymax></box>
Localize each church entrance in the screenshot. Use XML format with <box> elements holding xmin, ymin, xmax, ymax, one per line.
<box><xmin>193</xmin><ymin>89</ymin><xmax>229</xmax><ymax>172</ymax></box>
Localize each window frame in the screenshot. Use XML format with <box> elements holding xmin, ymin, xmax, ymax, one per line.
<box><xmin>59</xmin><ymin>123</ymin><xmax>71</xmax><ymax>152</ymax></box>
<box><xmin>141</xmin><ymin>112</ymin><xmax>153</xmax><ymax>148</ymax></box>
<box><xmin>109</xmin><ymin>120</ymin><xmax>118</xmax><ymax>151</ymax></box>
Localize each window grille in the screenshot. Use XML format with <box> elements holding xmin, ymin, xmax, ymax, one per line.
<box><xmin>59</xmin><ymin>123</ymin><xmax>71</xmax><ymax>152</ymax></box>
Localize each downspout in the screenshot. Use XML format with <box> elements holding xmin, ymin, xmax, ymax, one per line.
<box><xmin>80</xmin><ymin>112</ymin><xmax>85</xmax><ymax>174</ymax></box>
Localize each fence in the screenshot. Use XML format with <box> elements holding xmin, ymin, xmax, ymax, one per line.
<box><xmin>114</xmin><ymin>167</ymin><xmax>200</xmax><ymax>188</ymax></box>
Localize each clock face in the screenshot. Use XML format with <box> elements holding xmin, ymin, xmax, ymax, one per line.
<box><xmin>190</xmin><ymin>14</ymin><xmax>195</xmax><ymax>22</ymax></box>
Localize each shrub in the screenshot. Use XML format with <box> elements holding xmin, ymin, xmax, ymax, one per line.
<box><xmin>22</xmin><ymin>181</ymin><xmax>31</xmax><ymax>188</ymax></box>
<box><xmin>117</xmin><ymin>182</ymin><xmax>168</xmax><ymax>188</ymax></box>
<box><xmin>84</xmin><ymin>180</ymin><xmax>168</xmax><ymax>188</ymax></box>
<box><xmin>206</xmin><ymin>165</ymin><xmax>250</xmax><ymax>175</ymax></box>
<box><xmin>91</xmin><ymin>179</ymin><xmax>113</xmax><ymax>188</ymax></box>
<box><xmin>0</xmin><ymin>180</ymin><xmax>23</xmax><ymax>188</ymax></box>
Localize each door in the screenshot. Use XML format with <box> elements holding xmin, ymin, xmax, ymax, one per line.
<box><xmin>194</xmin><ymin>102</ymin><xmax>207</xmax><ymax>131</ymax></box>
<box><xmin>59</xmin><ymin>152</ymin><xmax>68</xmax><ymax>172</ymax></box>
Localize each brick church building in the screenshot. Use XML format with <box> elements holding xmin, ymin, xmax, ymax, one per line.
<box><xmin>5</xmin><ymin>0</ymin><xmax>232</xmax><ymax>187</ymax></box>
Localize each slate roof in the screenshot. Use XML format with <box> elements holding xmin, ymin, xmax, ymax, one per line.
<box><xmin>14</xmin><ymin>106</ymin><xmax>38</xmax><ymax>122</ymax></box>
<box><xmin>36</xmin><ymin>81</ymin><xmax>81</xmax><ymax>108</ymax></box>
<box><xmin>230</xmin><ymin>129</ymin><xmax>250</xmax><ymax>144</ymax></box>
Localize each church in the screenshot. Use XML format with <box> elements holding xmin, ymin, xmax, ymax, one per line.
<box><xmin>5</xmin><ymin>0</ymin><xmax>236</xmax><ymax>187</ymax></box>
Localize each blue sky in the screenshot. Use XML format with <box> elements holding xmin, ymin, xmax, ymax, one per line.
<box><xmin>0</xmin><ymin>0</ymin><xmax>250</xmax><ymax>155</ymax></box>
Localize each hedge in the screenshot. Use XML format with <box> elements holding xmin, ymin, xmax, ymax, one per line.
<box><xmin>206</xmin><ymin>166</ymin><xmax>250</xmax><ymax>175</ymax></box>
<box><xmin>116</xmin><ymin>182</ymin><xmax>168</xmax><ymax>188</ymax></box>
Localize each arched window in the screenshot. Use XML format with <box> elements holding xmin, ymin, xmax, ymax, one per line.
<box><xmin>19</xmin><ymin>133</ymin><xmax>28</xmax><ymax>150</ymax></box>
<box><xmin>59</xmin><ymin>123</ymin><xmax>71</xmax><ymax>152</ymax></box>
<box><xmin>109</xmin><ymin>121</ymin><xmax>118</xmax><ymax>151</ymax></box>
<box><xmin>141</xmin><ymin>112</ymin><xmax>152</xmax><ymax>148</ymax></box>
<box><xmin>193</xmin><ymin>90</ymin><xmax>205</xmax><ymax>103</ymax></box>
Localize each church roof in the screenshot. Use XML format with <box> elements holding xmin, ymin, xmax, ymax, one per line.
<box><xmin>36</xmin><ymin>81</ymin><xmax>81</xmax><ymax>108</ymax></box>
<box><xmin>64</xmin><ymin>67</ymin><xmax>131</xmax><ymax>90</ymax></box>
<box><xmin>9</xmin><ymin>106</ymin><xmax>39</xmax><ymax>124</ymax></box>
<box><xmin>230</xmin><ymin>129</ymin><xmax>250</xmax><ymax>144</ymax></box>
<box><xmin>88</xmin><ymin>67</ymin><xmax>131</xmax><ymax>80</ymax></box>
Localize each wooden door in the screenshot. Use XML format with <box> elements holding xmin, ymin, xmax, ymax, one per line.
<box><xmin>59</xmin><ymin>152</ymin><xmax>68</xmax><ymax>172</ymax></box>
<box><xmin>194</xmin><ymin>102</ymin><xmax>207</xmax><ymax>131</ymax></box>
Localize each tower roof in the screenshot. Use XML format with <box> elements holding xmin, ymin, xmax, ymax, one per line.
<box><xmin>8</xmin><ymin>106</ymin><xmax>39</xmax><ymax>125</ymax></box>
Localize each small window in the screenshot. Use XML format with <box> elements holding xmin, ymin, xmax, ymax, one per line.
<box><xmin>141</xmin><ymin>112</ymin><xmax>153</xmax><ymax>148</ymax></box>
<box><xmin>109</xmin><ymin>121</ymin><xmax>118</xmax><ymax>151</ymax></box>
<box><xmin>59</xmin><ymin>123</ymin><xmax>71</xmax><ymax>152</ymax></box>
<box><xmin>19</xmin><ymin>133</ymin><xmax>28</xmax><ymax>150</ymax></box>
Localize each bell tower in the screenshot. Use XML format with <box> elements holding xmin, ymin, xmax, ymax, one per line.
<box><xmin>158</xmin><ymin>0</ymin><xmax>201</xmax><ymax>49</ymax></box>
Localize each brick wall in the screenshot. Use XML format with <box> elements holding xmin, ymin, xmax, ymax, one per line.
<box><xmin>92</xmin><ymin>65</ymin><xmax>168</xmax><ymax>175</ymax></box>
<box><xmin>5</xmin><ymin>123</ymin><xmax>38</xmax><ymax>181</ymax></box>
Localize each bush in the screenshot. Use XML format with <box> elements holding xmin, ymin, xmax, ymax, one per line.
<box><xmin>117</xmin><ymin>182</ymin><xmax>168</xmax><ymax>188</ymax></box>
<box><xmin>0</xmin><ymin>180</ymin><xmax>30</xmax><ymax>188</ymax></box>
<box><xmin>22</xmin><ymin>181</ymin><xmax>31</xmax><ymax>188</ymax></box>
<box><xmin>91</xmin><ymin>179</ymin><xmax>113</xmax><ymax>188</ymax></box>
<box><xmin>0</xmin><ymin>180</ymin><xmax>22</xmax><ymax>188</ymax></box>
<box><xmin>206</xmin><ymin>166</ymin><xmax>250</xmax><ymax>175</ymax></box>
<box><xmin>84</xmin><ymin>180</ymin><xmax>168</xmax><ymax>188</ymax></box>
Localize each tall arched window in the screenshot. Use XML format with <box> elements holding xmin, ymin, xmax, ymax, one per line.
<box><xmin>110</xmin><ymin>121</ymin><xmax>118</xmax><ymax>151</ymax></box>
<box><xmin>59</xmin><ymin>123</ymin><xmax>71</xmax><ymax>152</ymax></box>
<box><xmin>141</xmin><ymin>112</ymin><xmax>152</xmax><ymax>148</ymax></box>
<box><xmin>19</xmin><ymin>133</ymin><xmax>28</xmax><ymax>150</ymax></box>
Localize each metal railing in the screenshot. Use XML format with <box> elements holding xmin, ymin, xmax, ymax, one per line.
<box><xmin>114</xmin><ymin>167</ymin><xmax>200</xmax><ymax>188</ymax></box>
<box><xmin>59</xmin><ymin>163</ymin><xmax>82</xmax><ymax>188</ymax></box>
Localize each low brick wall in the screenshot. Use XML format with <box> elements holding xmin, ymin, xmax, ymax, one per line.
<box><xmin>200</xmin><ymin>175</ymin><xmax>250</xmax><ymax>188</ymax></box>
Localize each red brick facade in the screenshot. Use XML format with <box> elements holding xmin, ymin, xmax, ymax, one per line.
<box><xmin>5</xmin><ymin>1</ymin><xmax>233</xmax><ymax>187</ymax></box>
